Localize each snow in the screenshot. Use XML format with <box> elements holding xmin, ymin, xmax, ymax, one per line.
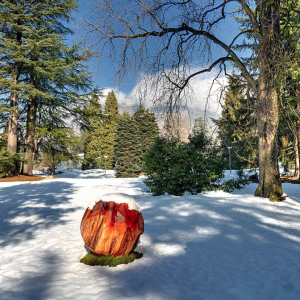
<box><xmin>1</xmin><ymin>170</ymin><xmax>300</xmax><ymax>300</ymax></box>
<box><xmin>33</xmin><ymin>168</ymin><xmax>116</xmax><ymax>179</ymax></box>
<box><xmin>91</xmin><ymin>193</ymin><xmax>141</xmax><ymax>212</ymax></box>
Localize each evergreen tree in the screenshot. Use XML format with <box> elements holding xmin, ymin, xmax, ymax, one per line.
<box><xmin>101</xmin><ymin>90</ymin><xmax>119</xmax><ymax>169</ymax></box>
<box><xmin>0</xmin><ymin>122</ymin><xmax>8</xmax><ymax>150</ymax></box>
<box><xmin>0</xmin><ymin>0</ymin><xmax>92</xmax><ymax>175</ymax></box>
<box><xmin>82</xmin><ymin>90</ymin><xmax>103</xmax><ymax>170</ymax></box>
<box><xmin>278</xmin><ymin>2</ymin><xmax>300</xmax><ymax>178</ymax></box>
<box><xmin>214</xmin><ymin>74</ymin><xmax>258</xmax><ymax>169</ymax></box>
<box><xmin>133</xmin><ymin>106</ymin><xmax>159</xmax><ymax>168</ymax></box>
<box><xmin>38</xmin><ymin>126</ymin><xmax>80</xmax><ymax>174</ymax></box>
<box><xmin>144</xmin><ymin>134</ymin><xmax>224</xmax><ymax>196</ymax></box>
<box><xmin>0</xmin><ymin>0</ymin><xmax>30</xmax><ymax>153</ymax></box>
<box><xmin>114</xmin><ymin>112</ymin><xmax>141</xmax><ymax>177</ymax></box>
<box><xmin>192</xmin><ymin>116</ymin><xmax>210</xmax><ymax>138</ymax></box>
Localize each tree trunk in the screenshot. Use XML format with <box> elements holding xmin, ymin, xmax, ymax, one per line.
<box><xmin>254</xmin><ymin>81</ymin><xmax>283</xmax><ymax>200</ymax></box>
<box><xmin>7</xmin><ymin>22</ymin><xmax>22</xmax><ymax>153</ymax></box>
<box><xmin>254</xmin><ymin>0</ymin><xmax>283</xmax><ymax>201</ymax></box>
<box><xmin>7</xmin><ymin>86</ymin><xmax>19</xmax><ymax>153</ymax></box>
<box><xmin>293</xmin><ymin>134</ymin><xmax>300</xmax><ymax>178</ymax></box>
<box><xmin>283</xmin><ymin>164</ymin><xmax>289</xmax><ymax>173</ymax></box>
<box><xmin>22</xmin><ymin>98</ymin><xmax>37</xmax><ymax>175</ymax></box>
<box><xmin>297</xmin><ymin>131</ymin><xmax>300</xmax><ymax>179</ymax></box>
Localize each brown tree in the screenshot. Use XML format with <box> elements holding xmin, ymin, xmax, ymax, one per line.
<box><xmin>85</xmin><ymin>0</ymin><xmax>293</xmax><ymax>200</ymax></box>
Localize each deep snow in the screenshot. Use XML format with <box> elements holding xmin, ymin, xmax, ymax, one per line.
<box><xmin>1</xmin><ymin>170</ymin><xmax>300</xmax><ymax>300</ymax></box>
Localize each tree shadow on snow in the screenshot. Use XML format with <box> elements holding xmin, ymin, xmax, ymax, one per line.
<box><xmin>1</xmin><ymin>251</ymin><xmax>59</xmax><ymax>300</ymax></box>
<box><xmin>0</xmin><ymin>181</ymin><xmax>80</xmax><ymax>247</ymax></box>
<box><xmin>89</xmin><ymin>183</ymin><xmax>300</xmax><ymax>300</ymax></box>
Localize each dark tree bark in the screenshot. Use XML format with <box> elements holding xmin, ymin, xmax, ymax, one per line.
<box><xmin>22</xmin><ymin>97</ymin><xmax>37</xmax><ymax>175</ymax></box>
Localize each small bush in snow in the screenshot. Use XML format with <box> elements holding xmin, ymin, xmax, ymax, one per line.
<box><xmin>143</xmin><ymin>134</ymin><xmax>225</xmax><ymax>196</ymax></box>
<box><xmin>0</xmin><ymin>149</ymin><xmax>25</xmax><ymax>178</ymax></box>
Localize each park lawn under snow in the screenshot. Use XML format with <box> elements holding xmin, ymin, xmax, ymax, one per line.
<box><xmin>1</xmin><ymin>170</ymin><xmax>300</xmax><ymax>300</ymax></box>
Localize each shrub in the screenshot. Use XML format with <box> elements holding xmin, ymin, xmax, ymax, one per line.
<box><xmin>221</xmin><ymin>169</ymin><xmax>250</xmax><ymax>192</ymax></box>
<box><xmin>143</xmin><ymin>134</ymin><xmax>225</xmax><ymax>196</ymax></box>
<box><xmin>0</xmin><ymin>149</ymin><xmax>25</xmax><ymax>178</ymax></box>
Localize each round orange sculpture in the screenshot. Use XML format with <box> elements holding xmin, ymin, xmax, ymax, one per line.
<box><xmin>80</xmin><ymin>194</ymin><xmax>144</xmax><ymax>257</ymax></box>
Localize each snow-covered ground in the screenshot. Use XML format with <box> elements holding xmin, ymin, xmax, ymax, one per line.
<box><xmin>1</xmin><ymin>170</ymin><xmax>300</xmax><ymax>300</ymax></box>
<box><xmin>34</xmin><ymin>168</ymin><xmax>116</xmax><ymax>179</ymax></box>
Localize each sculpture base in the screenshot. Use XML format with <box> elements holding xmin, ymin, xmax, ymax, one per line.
<box><xmin>80</xmin><ymin>251</ymin><xmax>143</xmax><ymax>267</ymax></box>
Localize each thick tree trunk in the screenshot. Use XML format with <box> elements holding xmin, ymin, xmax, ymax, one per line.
<box><xmin>7</xmin><ymin>88</ymin><xmax>19</xmax><ymax>153</ymax></box>
<box><xmin>254</xmin><ymin>0</ymin><xmax>283</xmax><ymax>201</ymax></box>
<box><xmin>7</xmin><ymin>22</ymin><xmax>22</xmax><ymax>153</ymax></box>
<box><xmin>22</xmin><ymin>98</ymin><xmax>37</xmax><ymax>175</ymax></box>
<box><xmin>254</xmin><ymin>82</ymin><xmax>283</xmax><ymax>200</ymax></box>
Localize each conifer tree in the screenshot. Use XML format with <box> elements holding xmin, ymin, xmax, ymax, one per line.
<box><xmin>0</xmin><ymin>0</ymin><xmax>92</xmax><ymax>175</ymax></box>
<box><xmin>133</xmin><ymin>106</ymin><xmax>159</xmax><ymax>168</ymax></box>
<box><xmin>82</xmin><ymin>90</ymin><xmax>103</xmax><ymax>170</ymax></box>
<box><xmin>144</xmin><ymin>134</ymin><xmax>224</xmax><ymax>196</ymax></box>
<box><xmin>192</xmin><ymin>116</ymin><xmax>211</xmax><ymax>139</ymax></box>
<box><xmin>214</xmin><ymin>74</ymin><xmax>258</xmax><ymax>169</ymax></box>
<box><xmin>101</xmin><ymin>90</ymin><xmax>119</xmax><ymax>169</ymax></box>
<box><xmin>0</xmin><ymin>0</ymin><xmax>29</xmax><ymax>153</ymax></box>
<box><xmin>38</xmin><ymin>126</ymin><xmax>80</xmax><ymax>174</ymax></box>
<box><xmin>114</xmin><ymin>112</ymin><xmax>141</xmax><ymax>177</ymax></box>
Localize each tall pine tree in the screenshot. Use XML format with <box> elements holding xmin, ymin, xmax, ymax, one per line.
<box><xmin>101</xmin><ymin>90</ymin><xmax>119</xmax><ymax>169</ymax></box>
<box><xmin>214</xmin><ymin>74</ymin><xmax>258</xmax><ymax>169</ymax></box>
<box><xmin>133</xmin><ymin>106</ymin><xmax>159</xmax><ymax>168</ymax></box>
<box><xmin>82</xmin><ymin>90</ymin><xmax>103</xmax><ymax>170</ymax></box>
<box><xmin>0</xmin><ymin>0</ymin><xmax>92</xmax><ymax>175</ymax></box>
<box><xmin>114</xmin><ymin>112</ymin><xmax>141</xmax><ymax>178</ymax></box>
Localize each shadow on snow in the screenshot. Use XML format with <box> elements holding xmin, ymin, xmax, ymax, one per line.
<box><xmin>0</xmin><ymin>181</ymin><xmax>80</xmax><ymax>247</ymax></box>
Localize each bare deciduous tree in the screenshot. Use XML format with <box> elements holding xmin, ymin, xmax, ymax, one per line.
<box><xmin>85</xmin><ymin>0</ymin><xmax>295</xmax><ymax>200</ymax></box>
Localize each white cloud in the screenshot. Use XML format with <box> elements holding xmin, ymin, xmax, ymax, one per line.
<box><xmin>101</xmin><ymin>70</ymin><xmax>227</xmax><ymax>124</ymax></box>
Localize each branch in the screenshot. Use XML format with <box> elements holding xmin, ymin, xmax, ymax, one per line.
<box><xmin>233</xmin><ymin>149</ymin><xmax>256</xmax><ymax>163</ymax></box>
<box><xmin>235</xmin><ymin>0</ymin><xmax>261</xmax><ymax>41</ymax></box>
<box><xmin>181</xmin><ymin>24</ymin><xmax>256</xmax><ymax>88</ymax></box>
<box><xmin>91</xmin><ymin>21</ymin><xmax>256</xmax><ymax>88</ymax></box>
<box><xmin>171</xmin><ymin>56</ymin><xmax>234</xmax><ymax>91</ymax></box>
<box><xmin>0</xmin><ymin>61</ymin><xmax>11</xmax><ymax>68</ymax></box>
<box><xmin>201</xmin><ymin>0</ymin><xmax>235</xmax><ymax>29</ymax></box>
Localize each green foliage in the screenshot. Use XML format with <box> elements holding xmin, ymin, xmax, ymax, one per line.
<box><xmin>37</xmin><ymin>125</ymin><xmax>80</xmax><ymax>170</ymax></box>
<box><xmin>221</xmin><ymin>170</ymin><xmax>250</xmax><ymax>193</ymax></box>
<box><xmin>101</xmin><ymin>91</ymin><xmax>119</xmax><ymax>169</ymax></box>
<box><xmin>0</xmin><ymin>127</ymin><xmax>7</xmax><ymax>150</ymax></box>
<box><xmin>133</xmin><ymin>106</ymin><xmax>159</xmax><ymax>169</ymax></box>
<box><xmin>192</xmin><ymin>116</ymin><xmax>210</xmax><ymax>138</ymax></box>
<box><xmin>144</xmin><ymin>133</ymin><xmax>225</xmax><ymax>196</ymax></box>
<box><xmin>0</xmin><ymin>0</ymin><xmax>92</xmax><ymax>173</ymax></box>
<box><xmin>213</xmin><ymin>73</ymin><xmax>258</xmax><ymax>169</ymax></box>
<box><xmin>82</xmin><ymin>89</ymin><xmax>104</xmax><ymax>170</ymax></box>
<box><xmin>0</xmin><ymin>149</ymin><xmax>25</xmax><ymax>178</ymax></box>
<box><xmin>80</xmin><ymin>252</ymin><xmax>143</xmax><ymax>267</ymax></box>
<box><xmin>114</xmin><ymin>113</ymin><xmax>141</xmax><ymax>178</ymax></box>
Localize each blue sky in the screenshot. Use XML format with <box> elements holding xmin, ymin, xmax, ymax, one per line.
<box><xmin>70</xmin><ymin>0</ymin><xmax>245</xmax><ymax>118</ymax></box>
